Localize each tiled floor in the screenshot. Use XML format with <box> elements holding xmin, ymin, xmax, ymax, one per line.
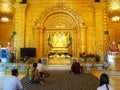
<box><xmin>0</xmin><ymin>66</ymin><xmax>120</xmax><ymax>90</ymax></box>
<box><xmin>90</xmin><ymin>70</ymin><xmax>120</xmax><ymax>90</ymax></box>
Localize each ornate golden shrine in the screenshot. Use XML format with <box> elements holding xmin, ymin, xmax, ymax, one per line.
<box><xmin>32</xmin><ymin>3</ymin><xmax>87</xmax><ymax>60</ymax></box>
<box><xmin>48</xmin><ymin>32</ymin><xmax>71</xmax><ymax>54</ymax></box>
<box><xmin>48</xmin><ymin>32</ymin><xmax>71</xmax><ymax>48</ymax></box>
<box><xmin>13</xmin><ymin>1</ymin><xmax>109</xmax><ymax>62</ymax></box>
<box><xmin>0</xmin><ymin>0</ymin><xmax>120</xmax><ymax>69</ymax></box>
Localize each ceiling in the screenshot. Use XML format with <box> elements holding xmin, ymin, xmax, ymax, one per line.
<box><xmin>0</xmin><ymin>0</ymin><xmax>120</xmax><ymax>23</ymax></box>
<box><xmin>107</xmin><ymin>0</ymin><xmax>120</xmax><ymax>20</ymax></box>
<box><xmin>0</xmin><ymin>0</ymin><xmax>15</xmax><ymax>23</ymax></box>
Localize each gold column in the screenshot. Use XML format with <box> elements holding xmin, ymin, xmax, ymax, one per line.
<box><xmin>80</xmin><ymin>26</ymin><xmax>87</xmax><ymax>53</ymax></box>
<box><xmin>76</xmin><ymin>27</ymin><xmax>81</xmax><ymax>57</ymax></box>
<box><xmin>103</xmin><ymin>8</ymin><xmax>109</xmax><ymax>53</ymax></box>
<box><xmin>39</xmin><ymin>27</ymin><xmax>44</xmax><ymax>57</ymax></box>
<box><xmin>14</xmin><ymin>3</ymin><xmax>27</xmax><ymax>58</ymax></box>
<box><xmin>33</xmin><ymin>26</ymin><xmax>44</xmax><ymax>61</ymax></box>
<box><xmin>93</xmin><ymin>3</ymin><xmax>106</xmax><ymax>61</ymax></box>
<box><xmin>33</xmin><ymin>27</ymin><xmax>39</xmax><ymax>61</ymax></box>
<box><xmin>43</xmin><ymin>29</ymin><xmax>49</xmax><ymax>58</ymax></box>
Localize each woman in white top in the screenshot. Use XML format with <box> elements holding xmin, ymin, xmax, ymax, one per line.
<box><xmin>37</xmin><ymin>59</ymin><xmax>44</xmax><ymax>72</ymax></box>
<box><xmin>97</xmin><ymin>73</ymin><xmax>114</xmax><ymax>90</ymax></box>
<box><xmin>37</xmin><ymin>59</ymin><xmax>49</xmax><ymax>78</ymax></box>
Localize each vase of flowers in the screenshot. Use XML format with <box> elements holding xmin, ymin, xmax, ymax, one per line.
<box><xmin>80</xmin><ymin>52</ymin><xmax>86</xmax><ymax>62</ymax></box>
<box><xmin>80</xmin><ymin>53</ymin><xmax>95</xmax><ymax>62</ymax></box>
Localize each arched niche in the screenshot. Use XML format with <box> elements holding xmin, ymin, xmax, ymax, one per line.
<box><xmin>33</xmin><ymin>3</ymin><xmax>87</xmax><ymax>58</ymax></box>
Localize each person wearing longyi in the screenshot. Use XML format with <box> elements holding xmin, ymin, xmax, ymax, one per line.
<box><xmin>70</xmin><ymin>59</ymin><xmax>82</xmax><ymax>74</ymax></box>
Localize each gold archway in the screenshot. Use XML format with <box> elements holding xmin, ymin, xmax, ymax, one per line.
<box><xmin>33</xmin><ymin>3</ymin><xmax>87</xmax><ymax>59</ymax></box>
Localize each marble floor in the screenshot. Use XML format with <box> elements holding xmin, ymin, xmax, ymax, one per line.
<box><xmin>0</xmin><ymin>67</ymin><xmax>120</xmax><ymax>90</ymax></box>
<box><xmin>90</xmin><ymin>70</ymin><xmax>120</xmax><ymax>90</ymax></box>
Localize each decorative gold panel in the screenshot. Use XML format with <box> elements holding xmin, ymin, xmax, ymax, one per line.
<box><xmin>13</xmin><ymin>0</ymin><xmax>107</xmax><ymax>62</ymax></box>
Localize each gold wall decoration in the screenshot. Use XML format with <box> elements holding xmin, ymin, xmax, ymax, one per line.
<box><xmin>33</xmin><ymin>3</ymin><xmax>87</xmax><ymax>59</ymax></box>
<box><xmin>0</xmin><ymin>0</ymin><xmax>120</xmax><ymax>63</ymax></box>
<box><xmin>48</xmin><ymin>32</ymin><xmax>71</xmax><ymax>48</ymax></box>
<box><xmin>13</xmin><ymin>0</ymin><xmax>107</xmax><ymax>62</ymax></box>
<box><xmin>35</xmin><ymin>3</ymin><xmax>85</xmax><ymax>28</ymax></box>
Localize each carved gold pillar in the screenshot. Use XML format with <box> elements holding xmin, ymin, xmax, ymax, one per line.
<box><xmin>39</xmin><ymin>27</ymin><xmax>44</xmax><ymax>57</ymax></box>
<box><xmin>33</xmin><ymin>26</ymin><xmax>40</xmax><ymax>61</ymax></box>
<box><xmin>103</xmin><ymin>8</ymin><xmax>109</xmax><ymax>53</ymax></box>
<box><xmin>76</xmin><ymin>27</ymin><xmax>81</xmax><ymax>57</ymax></box>
<box><xmin>72</xmin><ymin>28</ymin><xmax>77</xmax><ymax>57</ymax></box>
<box><xmin>33</xmin><ymin>26</ymin><xmax>45</xmax><ymax>61</ymax></box>
<box><xmin>93</xmin><ymin>3</ymin><xmax>106</xmax><ymax>61</ymax></box>
<box><xmin>77</xmin><ymin>26</ymin><xmax>87</xmax><ymax>57</ymax></box>
<box><xmin>80</xmin><ymin>26</ymin><xmax>87</xmax><ymax>53</ymax></box>
<box><xmin>14</xmin><ymin>3</ymin><xmax>27</xmax><ymax>58</ymax></box>
<box><xmin>43</xmin><ymin>29</ymin><xmax>50</xmax><ymax>58</ymax></box>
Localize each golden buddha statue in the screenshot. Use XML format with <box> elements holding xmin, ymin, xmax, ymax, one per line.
<box><xmin>51</xmin><ymin>33</ymin><xmax>68</xmax><ymax>47</ymax></box>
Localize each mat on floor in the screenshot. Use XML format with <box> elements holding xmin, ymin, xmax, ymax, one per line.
<box><xmin>21</xmin><ymin>70</ymin><xmax>99</xmax><ymax>90</ymax></box>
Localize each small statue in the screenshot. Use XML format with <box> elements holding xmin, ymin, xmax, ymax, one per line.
<box><xmin>6</xmin><ymin>42</ymin><xmax>14</xmax><ymax>63</ymax></box>
<box><xmin>109</xmin><ymin>42</ymin><xmax>119</xmax><ymax>52</ymax></box>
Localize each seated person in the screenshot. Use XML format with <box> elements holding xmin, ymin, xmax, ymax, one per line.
<box><xmin>37</xmin><ymin>59</ymin><xmax>49</xmax><ymax>78</ymax></box>
<box><xmin>97</xmin><ymin>73</ymin><xmax>114</xmax><ymax>90</ymax></box>
<box><xmin>96</xmin><ymin>54</ymin><xmax>100</xmax><ymax>62</ymax></box>
<box><xmin>4</xmin><ymin>69</ymin><xmax>23</xmax><ymax>90</ymax></box>
<box><xmin>29</xmin><ymin>63</ymin><xmax>45</xmax><ymax>85</ymax></box>
<box><xmin>70</xmin><ymin>59</ymin><xmax>82</xmax><ymax>74</ymax></box>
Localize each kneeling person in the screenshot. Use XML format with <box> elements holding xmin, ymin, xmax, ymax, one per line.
<box><xmin>37</xmin><ymin>59</ymin><xmax>49</xmax><ymax>78</ymax></box>
<box><xmin>29</xmin><ymin>63</ymin><xmax>45</xmax><ymax>85</ymax></box>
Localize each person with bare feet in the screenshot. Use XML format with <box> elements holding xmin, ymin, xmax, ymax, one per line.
<box><xmin>29</xmin><ymin>63</ymin><xmax>45</xmax><ymax>85</ymax></box>
<box><xmin>37</xmin><ymin>59</ymin><xmax>49</xmax><ymax>78</ymax></box>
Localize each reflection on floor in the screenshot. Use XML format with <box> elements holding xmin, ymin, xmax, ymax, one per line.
<box><xmin>0</xmin><ymin>67</ymin><xmax>120</xmax><ymax>90</ymax></box>
<box><xmin>89</xmin><ymin>70</ymin><xmax>120</xmax><ymax>90</ymax></box>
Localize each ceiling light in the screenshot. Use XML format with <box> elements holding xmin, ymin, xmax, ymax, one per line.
<box><xmin>0</xmin><ymin>1</ymin><xmax>15</xmax><ymax>13</ymax></box>
<box><xmin>111</xmin><ymin>16</ymin><xmax>120</xmax><ymax>22</ymax></box>
<box><xmin>108</xmin><ymin>0</ymin><xmax>120</xmax><ymax>11</ymax></box>
<box><xmin>1</xmin><ymin>3</ymin><xmax>11</xmax><ymax>12</ymax></box>
<box><xmin>1</xmin><ymin>17</ymin><xmax>9</xmax><ymax>22</ymax></box>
